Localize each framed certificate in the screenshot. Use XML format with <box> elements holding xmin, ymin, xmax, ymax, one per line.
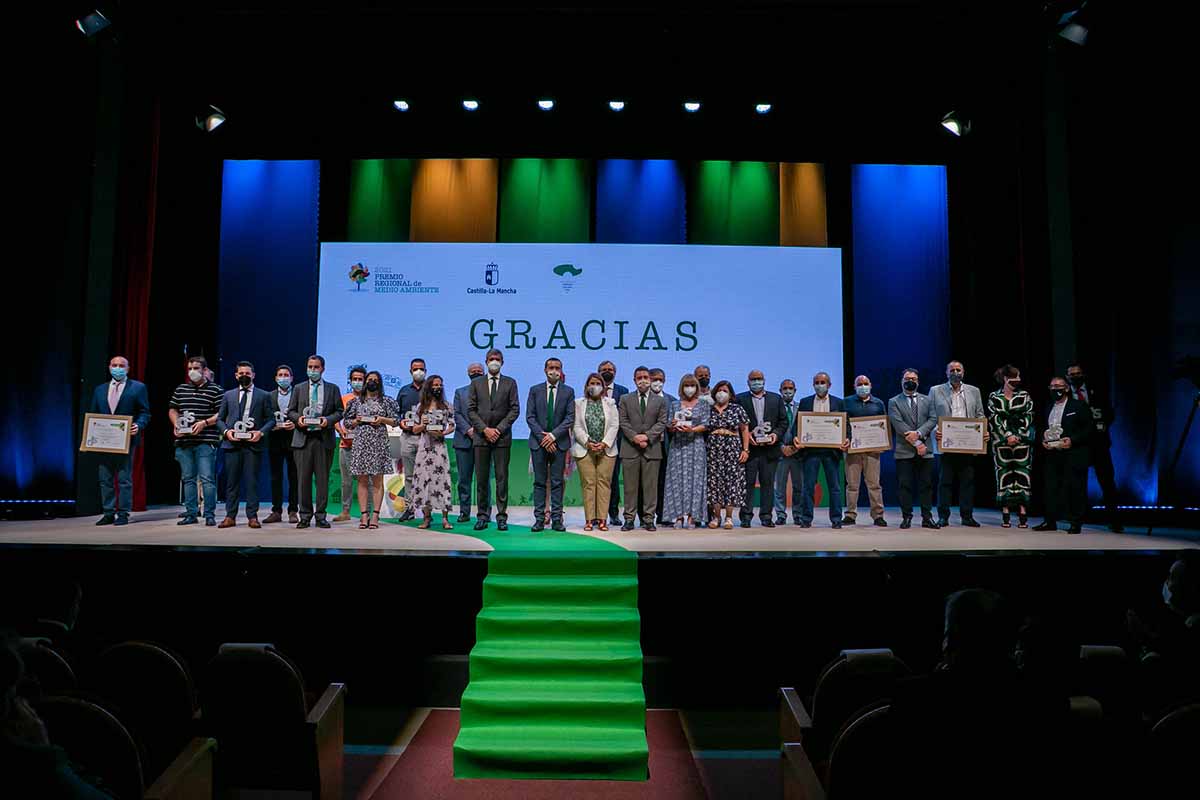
<box><xmin>938</xmin><ymin>417</ymin><xmax>988</xmax><ymax>455</ymax></box>
<box><xmin>848</xmin><ymin>416</ymin><xmax>892</xmax><ymax>454</ymax></box>
<box><xmin>80</xmin><ymin>413</ymin><xmax>133</xmax><ymax>454</ymax></box>
<box><xmin>795</xmin><ymin>412</ymin><xmax>847</xmax><ymax>449</ymax></box>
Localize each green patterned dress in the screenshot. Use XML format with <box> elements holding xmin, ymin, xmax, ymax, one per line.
<box><xmin>987</xmin><ymin>390</ymin><xmax>1034</xmax><ymax>506</ymax></box>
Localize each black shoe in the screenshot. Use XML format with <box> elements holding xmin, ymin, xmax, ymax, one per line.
<box><xmin>399</xmin><ymin>510</ymin><xmax>415</xmax><ymax>522</ymax></box>
<box><xmin>1068</xmin><ymin>524</ymin><xmax>1083</xmax><ymax>534</ymax></box>
<box><xmin>922</xmin><ymin>517</ymin><xmax>939</xmax><ymax>529</ymax></box>
<box><xmin>114</xmin><ymin>516</ymin><xmax>128</xmax><ymax>526</ymax></box>
<box><xmin>457</xmin><ymin>512</ymin><xmax>471</xmax><ymax>523</ymax></box>
<box><xmin>552</xmin><ymin>521</ymin><xmax>566</xmax><ymax>532</ymax></box>
<box><xmin>177</xmin><ymin>510</ymin><xmax>187</xmax><ymax>518</ymax></box>
<box><xmin>937</xmin><ymin>518</ymin><xmax>951</xmax><ymax>528</ymax></box>
<box><xmin>530</xmin><ymin>521</ymin><xmax>545</xmax><ymax>532</ymax></box>
<box><xmin>316</xmin><ymin>518</ymin><xmax>331</xmax><ymax>529</ymax></box>
<box><xmin>96</xmin><ymin>514</ymin><xmax>115</xmax><ymax>526</ymax></box>
<box><xmin>961</xmin><ymin>518</ymin><xmax>981</xmax><ymax>528</ymax></box>
<box><xmin>205</xmin><ymin>518</ymin><xmax>217</xmax><ymax>527</ymax></box>
<box><xmin>832</xmin><ymin>522</ymin><xmax>843</xmax><ymax>529</ymax></box>
<box><xmin>776</xmin><ymin>516</ymin><xmax>787</xmax><ymax>526</ymax></box>
<box><xmin>1109</xmin><ymin>522</ymin><xmax>1125</xmax><ymax>533</ymax></box>
<box><xmin>296</xmin><ymin>520</ymin><xmax>310</xmax><ymax>529</ymax></box>
<box><xmin>740</xmin><ymin>520</ymin><xmax>752</xmax><ymax>529</ymax></box>
<box><xmin>841</xmin><ymin>516</ymin><xmax>856</xmax><ymax>525</ymax></box>
<box><xmin>177</xmin><ymin>516</ymin><xmax>197</xmax><ymax>526</ymax></box>
<box><xmin>899</xmin><ymin>517</ymin><xmax>912</xmax><ymax>529</ymax></box>
<box><xmin>1032</xmin><ymin>521</ymin><xmax>1057</xmax><ymax>532</ymax></box>
<box><xmin>474</xmin><ymin>520</ymin><xmax>489</xmax><ymax>531</ymax></box>
<box><xmin>620</xmin><ymin>522</ymin><xmax>634</xmax><ymax>531</ymax></box>
<box><xmin>610</xmin><ymin>515</ymin><xmax>623</xmax><ymax>527</ymax></box>
<box><xmin>874</xmin><ymin>517</ymin><xmax>888</xmax><ymax>527</ymax></box>
<box><xmin>496</xmin><ymin>521</ymin><xmax>508</xmax><ymax>531</ymax></box>
<box><xmin>644</xmin><ymin>524</ymin><xmax>657</xmax><ymax>532</ymax></box>
<box><xmin>761</xmin><ymin>519</ymin><xmax>776</xmax><ymax>528</ymax></box>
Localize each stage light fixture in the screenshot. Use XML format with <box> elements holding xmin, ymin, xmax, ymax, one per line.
<box><xmin>940</xmin><ymin>111</ymin><xmax>971</xmax><ymax>136</ymax></box>
<box><xmin>76</xmin><ymin>10</ymin><xmax>111</xmax><ymax>37</ymax></box>
<box><xmin>195</xmin><ymin>105</ymin><xmax>226</xmax><ymax>132</ymax></box>
<box><xmin>538</xmin><ymin>99</ymin><xmax>555</xmax><ymax>111</ymax></box>
<box><xmin>683</xmin><ymin>101</ymin><xmax>701</xmax><ymax>113</ymax></box>
<box><xmin>462</xmin><ymin>99</ymin><xmax>479</xmax><ymax>111</ymax></box>
<box><xmin>609</xmin><ymin>100</ymin><xmax>626</xmax><ymax>111</ymax></box>
<box><xmin>1057</xmin><ymin>2</ymin><xmax>1090</xmax><ymax>45</ymax></box>
<box><xmin>755</xmin><ymin>103</ymin><xmax>772</xmax><ymax>114</ymax></box>
<box><xmin>393</xmin><ymin>100</ymin><xmax>410</xmax><ymax>111</ymax></box>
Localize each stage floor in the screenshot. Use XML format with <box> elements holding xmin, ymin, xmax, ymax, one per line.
<box><xmin>1</xmin><ymin>505</ymin><xmax>1195</xmax><ymax>556</ymax></box>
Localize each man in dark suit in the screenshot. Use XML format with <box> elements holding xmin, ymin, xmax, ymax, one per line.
<box><xmin>216</xmin><ymin>361</ymin><xmax>276</xmax><ymax>529</ymax></box>
<box><xmin>888</xmin><ymin>369</ymin><xmax>939</xmax><ymax>529</ymax></box>
<box><xmin>526</xmin><ymin>357</ymin><xmax>576</xmax><ymax>532</ymax></box>
<box><xmin>1066</xmin><ymin>362</ymin><xmax>1123</xmax><ymax>531</ymax></box>
<box><xmin>286</xmin><ymin>354</ymin><xmax>344</xmax><ymax>529</ymax></box>
<box><xmin>600</xmin><ymin>359</ymin><xmax>629</xmax><ymax>526</ymax></box>
<box><xmin>468</xmin><ymin>348</ymin><xmax>520</xmax><ymax>531</ymax></box>
<box><xmin>264</xmin><ymin>365</ymin><xmax>298</xmax><ymax>524</ymax></box>
<box><xmin>618</xmin><ymin>366</ymin><xmax>669</xmax><ymax>531</ymax></box>
<box><xmin>453</xmin><ymin>362</ymin><xmax>489</xmax><ymax>523</ymax></box>
<box><xmin>737</xmin><ymin>369</ymin><xmax>789</xmax><ymax>528</ymax></box>
<box><xmin>1035</xmin><ymin>376</ymin><xmax>1092</xmax><ymax>534</ymax></box>
<box><xmin>87</xmin><ymin>355</ymin><xmax>151</xmax><ymax>526</ymax></box>
<box><xmin>788</xmin><ymin>371</ymin><xmax>849</xmax><ymax>528</ymax></box>
<box><xmin>647</xmin><ymin>368</ymin><xmax>675</xmax><ymax>525</ymax></box>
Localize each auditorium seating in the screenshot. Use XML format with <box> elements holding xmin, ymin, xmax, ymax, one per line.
<box><xmin>34</xmin><ymin>694</ymin><xmax>146</xmax><ymax>800</ymax></box>
<box><xmin>16</xmin><ymin>636</ymin><xmax>77</xmax><ymax>694</ymax></box>
<box><xmin>199</xmin><ymin>643</ymin><xmax>346</xmax><ymax>800</ymax></box>
<box><xmin>144</xmin><ymin>738</ymin><xmax>217</xmax><ymax>800</ymax></box>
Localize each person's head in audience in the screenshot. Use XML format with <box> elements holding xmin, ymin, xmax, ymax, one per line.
<box><xmin>1</xmin><ymin>632</ymin><xmax>47</xmax><ymax>747</ymax></box>
<box><xmin>941</xmin><ymin>589</ymin><xmax>1017</xmax><ymax>673</ymax></box>
<box><xmin>1163</xmin><ymin>553</ymin><xmax>1200</xmax><ymax>623</ymax></box>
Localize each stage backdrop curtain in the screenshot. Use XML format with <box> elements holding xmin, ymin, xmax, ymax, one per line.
<box><xmin>852</xmin><ymin>164</ymin><xmax>951</xmax><ymax>506</ymax></box>
<box><xmin>780</xmin><ymin>162</ymin><xmax>828</xmax><ymax>247</ymax></box>
<box><xmin>687</xmin><ymin>161</ymin><xmax>779</xmax><ymax>245</ymax></box>
<box><xmin>346</xmin><ymin>159</ymin><xmax>413</xmax><ymax>242</ymax></box>
<box><xmin>499</xmin><ymin>159</ymin><xmax>591</xmax><ymax>243</ymax></box>
<box><xmin>594</xmin><ymin>159</ymin><xmax>687</xmax><ymax>244</ymax></box>
<box><xmin>409</xmin><ymin>159</ymin><xmax>498</xmax><ymax>242</ymax></box>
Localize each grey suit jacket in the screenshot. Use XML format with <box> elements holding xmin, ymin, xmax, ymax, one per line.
<box><xmin>618</xmin><ymin>391</ymin><xmax>669</xmax><ymax>461</ymax></box>
<box><xmin>286</xmin><ymin>380</ymin><xmax>344</xmax><ymax>450</ymax></box>
<box><xmin>467</xmin><ymin>374</ymin><xmax>520</xmax><ymax>447</ymax></box>
<box><xmin>929</xmin><ymin>383</ymin><xmax>986</xmax><ymax>454</ymax></box>
<box><xmin>888</xmin><ymin>392</ymin><xmax>936</xmax><ymax>460</ymax></box>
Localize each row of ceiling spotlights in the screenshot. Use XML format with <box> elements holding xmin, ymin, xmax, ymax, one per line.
<box><xmin>392</xmin><ymin>99</ymin><xmax>774</xmax><ymax>114</ymax></box>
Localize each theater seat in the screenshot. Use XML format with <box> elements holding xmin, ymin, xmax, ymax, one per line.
<box><xmin>17</xmin><ymin>637</ymin><xmax>77</xmax><ymax>695</ymax></box>
<box><xmin>824</xmin><ymin>702</ymin><xmax>892</xmax><ymax>798</ymax></box>
<box><xmin>199</xmin><ymin>643</ymin><xmax>346</xmax><ymax>800</ymax></box>
<box><xmin>1076</xmin><ymin>645</ymin><xmax>1136</xmax><ymax>722</ymax></box>
<box><xmin>34</xmin><ymin>695</ymin><xmax>145</xmax><ymax>800</ymax></box>
<box><xmin>145</xmin><ymin>737</ymin><xmax>217</xmax><ymax>800</ymax></box>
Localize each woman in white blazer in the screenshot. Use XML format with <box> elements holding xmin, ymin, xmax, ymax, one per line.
<box><xmin>573</xmin><ymin>371</ymin><xmax>620</xmax><ymax>531</ymax></box>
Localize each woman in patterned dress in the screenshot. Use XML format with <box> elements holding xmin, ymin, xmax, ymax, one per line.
<box><xmin>705</xmin><ymin>380</ymin><xmax>750</xmax><ymax>529</ymax></box>
<box><xmin>410</xmin><ymin>375</ymin><xmax>456</xmax><ymax>530</ymax></box>
<box><xmin>345</xmin><ymin>370</ymin><xmax>401</xmax><ymax>530</ymax></box>
<box><xmin>663</xmin><ymin>373</ymin><xmax>710</xmax><ymax>528</ymax></box>
<box><xmin>988</xmin><ymin>364</ymin><xmax>1034</xmax><ymax>528</ymax></box>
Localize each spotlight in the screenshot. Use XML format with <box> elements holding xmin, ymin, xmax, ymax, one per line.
<box><xmin>683</xmin><ymin>101</ymin><xmax>701</xmax><ymax>113</ymax></box>
<box><xmin>75</xmin><ymin>10</ymin><xmax>111</xmax><ymax>37</ymax></box>
<box><xmin>940</xmin><ymin>111</ymin><xmax>971</xmax><ymax>136</ymax></box>
<box><xmin>1057</xmin><ymin>2</ymin><xmax>1090</xmax><ymax>46</ymax></box>
<box><xmin>755</xmin><ymin>103</ymin><xmax>772</xmax><ymax>114</ymax></box>
<box><xmin>462</xmin><ymin>99</ymin><xmax>479</xmax><ymax>111</ymax></box>
<box><xmin>537</xmin><ymin>99</ymin><xmax>555</xmax><ymax>111</ymax></box>
<box><xmin>392</xmin><ymin>99</ymin><xmax>410</xmax><ymax>111</ymax></box>
<box><xmin>195</xmin><ymin>105</ymin><xmax>226</xmax><ymax>132</ymax></box>
<box><xmin>608</xmin><ymin>100</ymin><xmax>626</xmax><ymax>111</ymax></box>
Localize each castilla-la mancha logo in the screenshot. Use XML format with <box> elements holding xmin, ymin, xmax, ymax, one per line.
<box><xmin>484</xmin><ymin>262</ymin><xmax>500</xmax><ymax>286</ymax></box>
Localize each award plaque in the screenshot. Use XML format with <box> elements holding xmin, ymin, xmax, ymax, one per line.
<box><xmin>848</xmin><ymin>416</ymin><xmax>892</xmax><ymax>454</ymax></box>
<box><xmin>174</xmin><ymin>410</ymin><xmax>196</xmax><ymax>437</ymax></box>
<box><xmin>939</xmin><ymin>417</ymin><xmax>988</xmax><ymax>454</ymax></box>
<box><xmin>300</xmin><ymin>404</ymin><xmax>323</xmax><ymax>428</ymax></box>
<box><xmin>231</xmin><ymin>417</ymin><xmax>255</xmax><ymax>441</ymax></box>
<box><xmin>1044</xmin><ymin>423</ymin><xmax>1065</xmax><ymax>450</ymax></box>
<box><xmin>752</xmin><ymin>420</ymin><xmax>774</xmax><ymax>445</ymax></box>
<box><xmin>673</xmin><ymin>407</ymin><xmax>693</xmax><ymax>429</ymax></box>
<box><xmin>424</xmin><ymin>409</ymin><xmax>446</xmax><ymax>433</ymax></box>
<box><xmin>795</xmin><ymin>412</ymin><xmax>847</xmax><ymax>449</ymax></box>
<box><xmin>80</xmin><ymin>413</ymin><xmax>133</xmax><ymax>454</ymax></box>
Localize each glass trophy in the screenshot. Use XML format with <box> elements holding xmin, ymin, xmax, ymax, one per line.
<box><xmin>273</xmin><ymin>409</ymin><xmax>288</xmax><ymax>426</ymax></box>
<box><xmin>300</xmin><ymin>404</ymin><xmax>323</xmax><ymax>428</ymax></box>
<box><xmin>673</xmin><ymin>407</ymin><xmax>693</xmax><ymax>430</ymax></box>
<box><xmin>357</xmin><ymin>407</ymin><xmax>379</xmax><ymax>424</ymax></box>
<box><xmin>753</xmin><ymin>420</ymin><xmax>773</xmax><ymax>445</ymax></box>
<box><xmin>231</xmin><ymin>417</ymin><xmax>255</xmax><ymax>440</ymax></box>
<box><xmin>1044</xmin><ymin>423</ymin><xmax>1064</xmax><ymax>449</ymax></box>
<box><xmin>174</xmin><ymin>410</ymin><xmax>196</xmax><ymax>436</ymax></box>
<box><xmin>424</xmin><ymin>409</ymin><xmax>446</xmax><ymax>433</ymax></box>
<box><xmin>402</xmin><ymin>408</ymin><xmax>420</xmax><ymax>431</ymax></box>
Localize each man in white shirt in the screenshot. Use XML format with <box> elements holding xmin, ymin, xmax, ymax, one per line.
<box><xmin>930</xmin><ymin>361</ymin><xmax>987</xmax><ymax>528</ymax></box>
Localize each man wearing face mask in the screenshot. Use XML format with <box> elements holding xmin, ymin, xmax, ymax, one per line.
<box><xmin>694</xmin><ymin>364</ymin><xmax>714</xmax><ymax>405</ymax></box>
<box><xmin>526</xmin><ymin>358</ymin><xmax>576</xmax><ymax>532</ymax></box>
<box><xmin>215</xmin><ymin>361</ymin><xmax>275</xmax><ymax>529</ymax></box>
<box><xmin>931</xmin><ymin>361</ymin><xmax>988</xmax><ymax>528</ymax></box>
<box><xmin>264</xmin><ymin>365</ymin><xmax>299</xmax><ymax>524</ymax></box>
<box><xmin>617</xmin><ymin>366</ymin><xmax>669</xmax><ymax>531</ymax></box>
<box><xmin>735</xmin><ymin>369</ymin><xmax>788</xmax><ymax>527</ymax></box>
<box><xmin>844</xmin><ymin>375</ymin><xmax>888</xmax><ymax>527</ymax></box>
<box><xmin>467</xmin><ymin>349</ymin><xmax>520</xmax><ymax>531</ymax></box>
<box><xmin>1034</xmin><ymin>377</ymin><xmax>1091</xmax><ymax>534</ymax></box>
<box><xmin>1066</xmin><ymin>362</ymin><xmax>1122</xmax><ymax>532</ymax></box>
<box><xmin>87</xmin><ymin>355</ymin><xmax>151</xmax><ymax>526</ymax></box>
<box><xmin>598</xmin><ymin>360</ymin><xmax>629</xmax><ymax>526</ymax></box>
<box><xmin>394</xmin><ymin>358</ymin><xmax>428</xmax><ymax>521</ymax></box>
<box><xmin>789</xmin><ymin>372</ymin><xmax>848</xmax><ymax>528</ymax></box>
<box><xmin>888</xmin><ymin>369</ymin><xmax>938</xmax><ymax>529</ymax></box>
<box><xmin>774</xmin><ymin>379</ymin><xmax>805</xmax><ymax>525</ymax></box>
<box><xmin>647</xmin><ymin>368</ymin><xmax>674</xmax><ymax>525</ymax></box>
<box><xmin>453</xmin><ymin>363</ymin><xmax>490</xmax><ymax>523</ymax></box>
<box><xmin>333</xmin><ymin>366</ymin><xmax>368</xmax><ymax>522</ymax></box>
<box><xmin>169</xmin><ymin>356</ymin><xmax>223</xmax><ymax>526</ymax></box>
<box><xmin>286</xmin><ymin>355</ymin><xmax>344</xmax><ymax>529</ymax></box>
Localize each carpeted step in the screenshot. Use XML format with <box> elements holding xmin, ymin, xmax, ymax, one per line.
<box><xmin>460</xmin><ymin>679</ymin><xmax>646</xmax><ymax>729</ymax></box>
<box><xmin>453</xmin><ymin>724</ymin><xmax>649</xmax><ymax>781</ymax></box>
<box><xmin>486</xmin><ymin>549</ymin><xmax>637</xmax><ymax>577</ymax></box>
<box><xmin>475</xmin><ymin>605</ymin><xmax>641</xmax><ymax>640</ymax></box>
<box><xmin>468</xmin><ymin>639</ymin><xmax>643</xmax><ymax>683</ymax></box>
<box><xmin>482</xmin><ymin>573</ymin><xmax>638</xmax><ymax>607</ymax></box>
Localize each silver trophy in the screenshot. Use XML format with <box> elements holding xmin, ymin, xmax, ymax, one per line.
<box><xmin>231</xmin><ymin>417</ymin><xmax>255</xmax><ymax>441</ymax></box>
<box><xmin>673</xmin><ymin>407</ymin><xmax>693</xmax><ymax>430</ymax></box>
<box><xmin>402</xmin><ymin>408</ymin><xmax>420</xmax><ymax>431</ymax></box>
<box><xmin>753</xmin><ymin>420</ymin><xmax>773</xmax><ymax>445</ymax></box>
<box><xmin>357</xmin><ymin>407</ymin><xmax>379</xmax><ymax>424</ymax></box>
<box><xmin>1044</xmin><ymin>423</ymin><xmax>1065</xmax><ymax>449</ymax></box>
<box><xmin>174</xmin><ymin>410</ymin><xmax>196</xmax><ymax>436</ymax></box>
<box><xmin>273</xmin><ymin>408</ymin><xmax>288</xmax><ymax>426</ymax></box>
<box><xmin>423</xmin><ymin>409</ymin><xmax>446</xmax><ymax>433</ymax></box>
<box><xmin>300</xmin><ymin>404</ymin><xmax>323</xmax><ymax>428</ymax></box>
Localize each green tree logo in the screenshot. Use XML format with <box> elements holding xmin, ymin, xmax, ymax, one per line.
<box><xmin>349</xmin><ymin>262</ymin><xmax>370</xmax><ymax>290</ymax></box>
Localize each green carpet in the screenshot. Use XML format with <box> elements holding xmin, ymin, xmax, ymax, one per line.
<box><xmin>398</xmin><ymin>521</ymin><xmax>648</xmax><ymax>780</ymax></box>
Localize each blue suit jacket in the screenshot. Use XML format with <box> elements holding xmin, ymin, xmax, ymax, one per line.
<box><xmin>788</xmin><ymin>394</ymin><xmax>846</xmax><ymax>458</ymax></box>
<box><xmin>89</xmin><ymin>379</ymin><xmax>151</xmax><ymax>449</ymax></box>
<box><xmin>526</xmin><ymin>382</ymin><xmax>576</xmax><ymax>451</ymax></box>
<box><xmin>452</xmin><ymin>384</ymin><xmax>475</xmax><ymax>450</ymax></box>
<box><xmin>216</xmin><ymin>386</ymin><xmax>276</xmax><ymax>451</ymax></box>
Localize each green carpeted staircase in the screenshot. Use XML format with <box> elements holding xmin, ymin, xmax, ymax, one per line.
<box><xmin>451</xmin><ymin>526</ymin><xmax>649</xmax><ymax>780</ymax></box>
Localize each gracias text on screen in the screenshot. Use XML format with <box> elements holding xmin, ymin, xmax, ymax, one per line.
<box><xmin>468</xmin><ymin>318</ymin><xmax>699</xmax><ymax>352</ymax></box>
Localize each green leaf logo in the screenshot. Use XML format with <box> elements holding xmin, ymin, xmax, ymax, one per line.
<box><xmin>553</xmin><ymin>263</ymin><xmax>583</xmax><ymax>277</ymax></box>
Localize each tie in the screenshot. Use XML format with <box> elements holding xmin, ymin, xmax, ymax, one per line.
<box><xmin>241</xmin><ymin>389</ymin><xmax>251</xmax><ymax>421</ymax></box>
<box><xmin>108</xmin><ymin>382</ymin><xmax>119</xmax><ymax>413</ymax></box>
<box><xmin>490</xmin><ymin>376</ymin><xmax>497</xmax><ymax>400</ymax></box>
<box><xmin>640</xmin><ymin>393</ymin><xmax>646</xmax><ymax>415</ymax></box>
<box><xmin>786</xmin><ymin>404</ymin><xmax>794</xmax><ymax>425</ymax></box>
<box><xmin>310</xmin><ymin>381</ymin><xmax>319</xmax><ymax>407</ymax></box>
<box><xmin>546</xmin><ymin>385</ymin><xmax>555</xmax><ymax>430</ymax></box>
<box><xmin>910</xmin><ymin>396</ymin><xmax>917</xmax><ymax>420</ymax></box>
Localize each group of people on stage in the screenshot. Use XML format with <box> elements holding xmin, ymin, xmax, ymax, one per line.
<box><xmin>88</xmin><ymin>352</ymin><xmax>1122</xmax><ymax>536</ymax></box>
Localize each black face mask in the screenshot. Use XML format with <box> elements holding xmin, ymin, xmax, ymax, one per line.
<box><xmin>469</xmin><ymin>373</ymin><xmax>482</xmax><ymax>381</ymax></box>
<box><xmin>697</xmin><ymin>376</ymin><xmax>710</xmax><ymax>388</ymax></box>
<box><xmin>600</xmin><ymin>371</ymin><xmax>615</xmax><ymax>383</ymax></box>
<box><xmin>903</xmin><ymin>380</ymin><xmax>918</xmax><ymax>392</ymax></box>
<box><xmin>365</xmin><ymin>380</ymin><xmax>380</xmax><ymax>392</ymax></box>
<box><xmin>1050</xmin><ymin>388</ymin><xmax>1067</xmax><ymax>399</ymax></box>
<box><xmin>431</xmin><ymin>388</ymin><xmax>443</xmax><ymax>398</ymax></box>
<box><xmin>1007</xmin><ymin>380</ymin><xmax>1021</xmax><ymax>390</ymax></box>
<box><xmin>237</xmin><ymin>375</ymin><xmax>252</xmax><ymax>388</ymax></box>
<box><xmin>1068</xmin><ymin>375</ymin><xmax>1085</xmax><ymax>387</ymax></box>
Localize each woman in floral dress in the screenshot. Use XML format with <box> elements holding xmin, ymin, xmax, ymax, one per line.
<box><xmin>409</xmin><ymin>375</ymin><xmax>456</xmax><ymax>530</ymax></box>
<box><xmin>662</xmin><ymin>372</ymin><xmax>710</xmax><ymax>528</ymax></box>
<box><xmin>345</xmin><ymin>370</ymin><xmax>401</xmax><ymax>529</ymax></box>
<box><xmin>705</xmin><ymin>380</ymin><xmax>750</xmax><ymax>529</ymax></box>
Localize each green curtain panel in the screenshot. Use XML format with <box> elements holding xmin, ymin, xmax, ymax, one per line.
<box><xmin>346</xmin><ymin>159</ymin><xmax>413</xmax><ymax>241</ymax></box>
<box><xmin>687</xmin><ymin>161</ymin><xmax>780</xmax><ymax>245</ymax></box>
<box><xmin>499</xmin><ymin>159</ymin><xmax>592</xmax><ymax>243</ymax></box>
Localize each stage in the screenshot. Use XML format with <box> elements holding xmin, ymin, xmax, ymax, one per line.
<box><xmin>2</xmin><ymin>506</ymin><xmax>1195</xmax><ymax>556</ymax></box>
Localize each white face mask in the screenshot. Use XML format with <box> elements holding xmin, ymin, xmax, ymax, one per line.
<box><xmin>1163</xmin><ymin>580</ymin><xmax>1174</xmax><ymax>608</ymax></box>
<box><xmin>188</xmin><ymin>369</ymin><xmax>203</xmax><ymax>383</ymax></box>
<box><xmin>588</xmin><ymin>384</ymin><xmax>604</xmax><ymax>398</ymax></box>
<box><xmin>715</xmin><ymin>390</ymin><xmax>730</xmax><ymax>404</ymax></box>
<box><xmin>651</xmin><ymin>380</ymin><xmax>664</xmax><ymax>393</ymax></box>
<box><xmin>487</xmin><ymin>360</ymin><xmax>502</xmax><ymax>375</ymax></box>
<box><xmin>682</xmin><ymin>385</ymin><xmax>697</xmax><ymax>398</ymax></box>
<box><xmin>547</xmin><ymin>370</ymin><xmax>561</xmax><ymax>383</ymax></box>
<box><xmin>411</xmin><ymin>369</ymin><xmax>426</xmax><ymax>382</ymax></box>
<box><xmin>636</xmin><ymin>379</ymin><xmax>651</xmax><ymax>392</ymax></box>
